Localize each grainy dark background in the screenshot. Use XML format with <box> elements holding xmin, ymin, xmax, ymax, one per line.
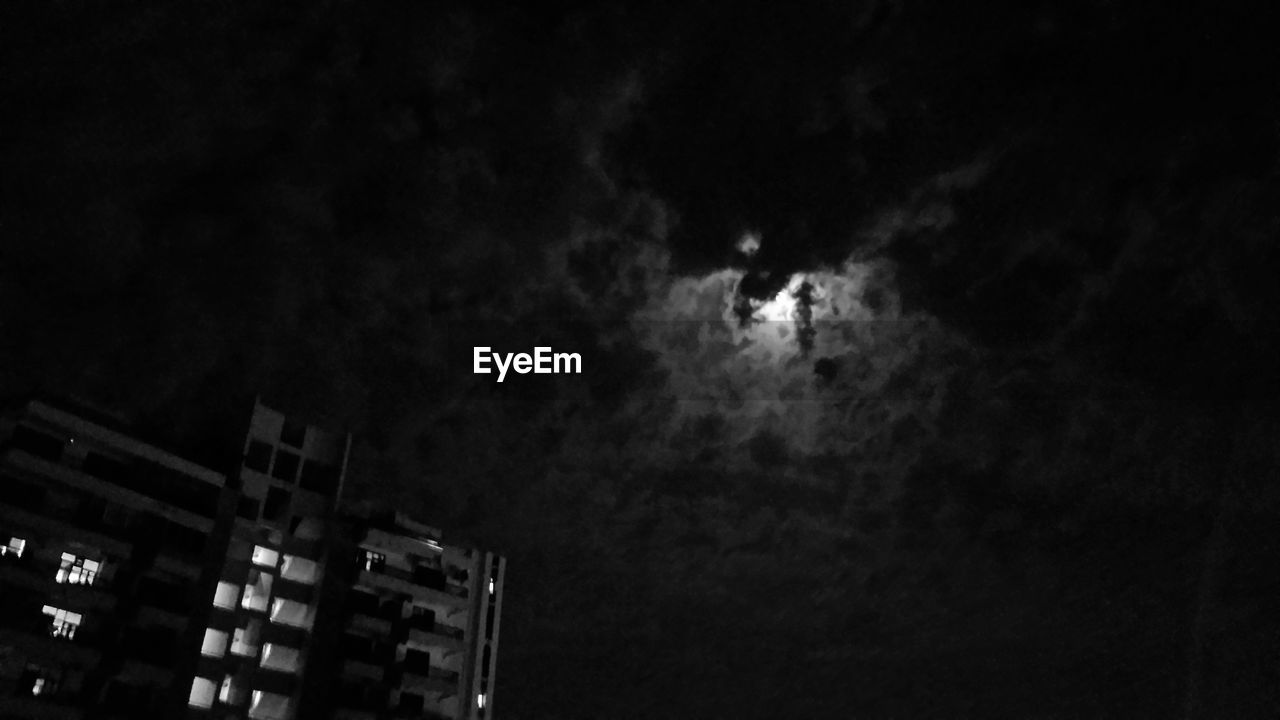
<box><xmin>3</xmin><ymin>1</ymin><xmax>1279</xmax><ymax>717</ymax></box>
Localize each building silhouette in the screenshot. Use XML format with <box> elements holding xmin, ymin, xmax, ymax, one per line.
<box><xmin>0</xmin><ymin>398</ymin><xmax>504</xmax><ymax>720</ymax></box>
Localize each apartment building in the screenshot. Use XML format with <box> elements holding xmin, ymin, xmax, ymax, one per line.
<box><xmin>0</xmin><ymin>399</ymin><xmax>232</xmax><ymax>719</ymax></box>
<box><xmin>187</xmin><ymin>401</ymin><xmax>351</xmax><ymax>720</ymax></box>
<box><xmin>328</xmin><ymin>510</ymin><xmax>505</xmax><ymax>720</ymax></box>
<box><xmin>0</xmin><ymin>398</ymin><xmax>505</xmax><ymax>720</ymax></box>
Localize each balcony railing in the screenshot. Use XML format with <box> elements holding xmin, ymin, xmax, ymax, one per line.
<box><xmin>357</xmin><ymin>565</ymin><xmax>468</xmax><ymax>601</ymax></box>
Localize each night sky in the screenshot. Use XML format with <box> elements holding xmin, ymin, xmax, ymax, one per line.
<box><xmin>3</xmin><ymin>1</ymin><xmax>1280</xmax><ymax>717</ymax></box>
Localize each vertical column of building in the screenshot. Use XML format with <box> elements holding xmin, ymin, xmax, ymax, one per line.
<box><xmin>334</xmin><ymin>513</ymin><xmax>493</xmax><ymax>720</ymax></box>
<box><xmin>467</xmin><ymin>552</ymin><xmax>504</xmax><ymax>719</ymax></box>
<box><xmin>187</xmin><ymin>401</ymin><xmax>349</xmax><ymax>720</ymax></box>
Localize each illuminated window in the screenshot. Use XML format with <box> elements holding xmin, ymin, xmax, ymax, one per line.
<box><xmin>201</xmin><ymin>628</ymin><xmax>229</xmax><ymax>657</ymax></box>
<box><xmin>270</xmin><ymin>597</ymin><xmax>314</xmax><ymax>629</ymax></box>
<box><xmin>489</xmin><ymin>578</ymin><xmax>495</xmax><ymax>594</ymax></box>
<box><xmin>25</xmin><ymin>665</ymin><xmax>60</xmax><ymax>697</ymax></box>
<box><xmin>41</xmin><ymin>605</ymin><xmax>82</xmax><ymax>640</ymax></box>
<box><xmin>280</xmin><ymin>554</ymin><xmax>319</xmax><ymax>584</ymax></box>
<box><xmin>56</xmin><ymin>553</ymin><xmax>101</xmax><ymax>585</ymax></box>
<box><xmin>188</xmin><ymin>676</ymin><xmax>217</xmax><ymax>709</ymax></box>
<box><xmin>478</xmin><ymin>693</ymin><xmax>487</xmax><ymax>709</ymax></box>
<box><xmin>260</xmin><ymin>643</ymin><xmax>301</xmax><ymax>673</ymax></box>
<box><xmin>241</xmin><ymin>570</ymin><xmax>273</xmax><ymax>612</ymax></box>
<box><xmin>360</xmin><ymin>550</ymin><xmax>385</xmax><ymax>572</ymax></box>
<box><xmin>249</xmin><ymin>690</ymin><xmax>291</xmax><ymax>719</ymax></box>
<box><xmin>231</xmin><ymin>619</ymin><xmax>262</xmax><ymax>657</ymax></box>
<box><xmin>252</xmin><ymin>546</ymin><xmax>279</xmax><ymax>568</ymax></box>
<box><xmin>213</xmin><ymin>581</ymin><xmax>239</xmax><ymax>609</ymax></box>
<box><xmin>2</xmin><ymin>536</ymin><xmax>25</xmax><ymax>558</ymax></box>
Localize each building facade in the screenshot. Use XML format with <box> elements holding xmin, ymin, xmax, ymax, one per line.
<box><xmin>328</xmin><ymin>510</ymin><xmax>505</xmax><ymax>720</ymax></box>
<box><xmin>0</xmin><ymin>398</ymin><xmax>504</xmax><ymax>720</ymax></box>
<box><xmin>0</xmin><ymin>399</ymin><xmax>232</xmax><ymax>719</ymax></box>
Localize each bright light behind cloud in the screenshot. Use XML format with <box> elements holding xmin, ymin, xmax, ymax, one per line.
<box><xmin>631</xmin><ymin>252</ymin><xmax>932</xmax><ymax>460</ymax></box>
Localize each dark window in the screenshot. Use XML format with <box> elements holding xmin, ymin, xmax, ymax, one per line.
<box><xmin>485</xmin><ymin>609</ymin><xmax>495</xmax><ymax>639</ymax></box>
<box><xmin>264</xmin><ymin>487</ymin><xmax>291</xmax><ymax>522</ymax></box>
<box><xmin>165</xmin><ymin>523</ymin><xmax>206</xmax><ymax>557</ymax></box>
<box><xmin>82</xmin><ymin>452</ymin><xmax>129</xmax><ymax>485</ymax></box>
<box><xmin>398</xmin><ymin>692</ymin><xmax>425</xmax><ymax>713</ymax></box>
<box><xmin>244</xmin><ymin>441</ymin><xmax>273</xmax><ymax>473</ymax></box>
<box><xmin>298</xmin><ymin>460</ymin><xmax>339</xmax><ymax>494</ymax></box>
<box><xmin>103</xmin><ymin>681</ymin><xmax>152</xmax><ymax>712</ymax></box>
<box><xmin>403</xmin><ymin>648</ymin><xmax>431</xmax><ymax>674</ymax></box>
<box><xmin>237</xmin><ymin>497</ymin><xmax>261</xmax><ymax>520</ymax></box>
<box><xmin>102</xmin><ymin>503</ymin><xmax>132</xmax><ymax>529</ymax></box>
<box><xmin>482</xmin><ymin>645</ymin><xmax>491</xmax><ymax>678</ymax></box>
<box><xmin>280</xmin><ymin>420</ymin><xmax>307</xmax><ymax>448</ymax></box>
<box><xmin>138</xmin><ymin>576</ymin><xmax>190</xmax><ymax>613</ymax></box>
<box><xmin>413</xmin><ymin>566</ymin><xmax>446</xmax><ymax>590</ymax></box>
<box><xmin>73</xmin><ymin>497</ymin><xmax>107</xmax><ymax>527</ymax></box>
<box><xmin>0</xmin><ymin>476</ymin><xmax>46</xmax><ymax>511</ymax></box>
<box><xmin>378</xmin><ymin>597</ymin><xmax>402</xmax><ymax>621</ymax></box>
<box><xmin>410</xmin><ymin>605</ymin><xmax>435</xmax><ymax>631</ymax></box>
<box><xmin>271</xmin><ymin>451</ymin><xmax>300</xmax><ymax>483</ymax></box>
<box><xmin>349</xmin><ymin>590</ymin><xmax>379</xmax><ymax>616</ymax></box>
<box><xmin>128</xmin><ymin>626</ymin><xmax>178</xmax><ymax>665</ymax></box>
<box><xmin>10</xmin><ymin>425</ymin><xmax>64</xmax><ymax>461</ymax></box>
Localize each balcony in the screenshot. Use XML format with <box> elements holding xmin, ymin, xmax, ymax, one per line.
<box><xmin>356</xmin><ymin>568</ymin><xmax>467</xmax><ymax>607</ymax></box>
<box><xmin>0</xmin><ymin>693</ymin><xmax>86</xmax><ymax>720</ymax></box>
<box><xmin>341</xmin><ymin>658</ymin><xmax>384</xmax><ymax>682</ymax></box>
<box><xmin>0</xmin><ymin>626</ymin><xmax>100</xmax><ymax>666</ymax></box>
<box><xmin>0</xmin><ymin>495</ymin><xmax>132</xmax><ymax>558</ymax></box>
<box><xmin>406</xmin><ymin>620</ymin><xmax>465</xmax><ymax>652</ymax></box>
<box><xmin>398</xmin><ymin>666</ymin><xmax>460</xmax><ymax>695</ymax></box>
<box><xmin>347</xmin><ymin>613</ymin><xmax>392</xmax><ymax>637</ymax></box>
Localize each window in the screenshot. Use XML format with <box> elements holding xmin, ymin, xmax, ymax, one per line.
<box><xmin>249</xmin><ymin>690</ymin><xmax>291</xmax><ymax>720</ymax></box>
<box><xmin>489</xmin><ymin>578</ymin><xmax>495</xmax><ymax>594</ymax></box>
<box><xmin>237</xmin><ymin>497</ymin><xmax>261</xmax><ymax>520</ymax></box>
<box><xmin>478</xmin><ymin>693</ymin><xmax>487</xmax><ymax>709</ymax></box>
<box><xmin>260</xmin><ymin>643</ymin><xmax>301</xmax><ymax>673</ymax></box>
<box><xmin>11</xmin><ymin>425</ymin><xmax>64</xmax><ymax>460</ymax></box>
<box><xmin>252</xmin><ymin>546</ymin><xmax>279</xmax><ymax>568</ymax></box>
<box><xmin>398</xmin><ymin>692</ymin><xmax>425</xmax><ymax>713</ymax></box>
<box><xmin>213</xmin><ymin>581</ymin><xmax>240</xmax><ymax>609</ymax></box>
<box><xmin>263</xmin><ymin>487</ymin><xmax>291</xmax><ymax>521</ymax></box>
<box><xmin>270</xmin><ymin>450</ymin><xmax>300</xmax><ymax>483</ymax></box>
<box><xmin>360</xmin><ymin>550</ymin><xmax>385</xmax><ymax>572</ymax></box>
<box><xmin>231</xmin><ymin>619</ymin><xmax>262</xmax><ymax>657</ymax></box>
<box><xmin>280</xmin><ymin>554</ymin><xmax>319</xmax><ymax>584</ymax></box>
<box><xmin>220</xmin><ymin>674</ymin><xmax>246</xmax><ymax>705</ymax></box>
<box><xmin>270</xmin><ymin>597</ymin><xmax>314</xmax><ymax>629</ymax></box>
<box><xmin>42</xmin><ymin>605</ymin><xmax>82</xmax><ymax>640</ymax></box>
<box><xmin>188</xmin><ymin>676</ymin><xmax>217</xmax><ymax>709</ymax></box>
<box><xmin>403</xmin><ymin>648</ymin><xmax>431</xmax><ymax>675</ymax></box>
<box><xmin>201</xmin><ymin>628</ymin><xmax>228</xmax><ymax>657</ymax></box>
<box><xmin>2</xmin><ymin>536</ymin><xmax>25</xmax><ymax>558</ymax></box>
<box><xmin>56</xmin><ymin>553</ymin><xmax>100</xmax><ymax>585</ymax></box>
<box><xmin>244</xmin><ymin>440</ymin><xmax>273</xmax><ymax>473</ymax></box>
<box><xmin>298</xmin><ymin>460</ymin><xmax>339</xmax><ymax>493</ymax></box>
<box><xmin>242</xmin><ymin>570</ymin><xmax>273</xmax><ymax>612</ymax></box>
<box><xmin>22</xmin><ymin>664</ymin><xmax>60</xmax><ymax>697</ymax></box>
<box><xmin>280</xmin><ymin>419</ymin><xmax>307</xmax><ymax>448</ymax></box>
